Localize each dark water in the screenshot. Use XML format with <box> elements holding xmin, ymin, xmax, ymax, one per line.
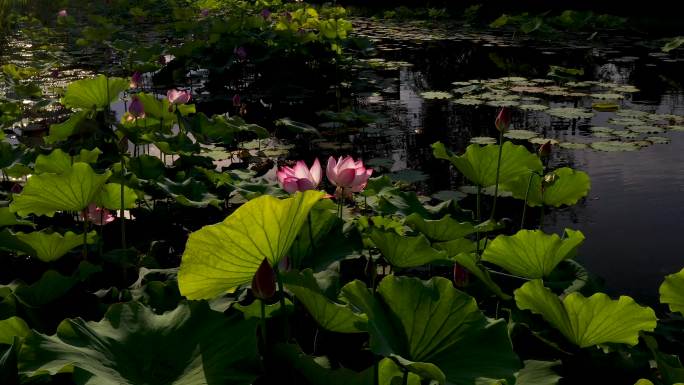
<box><xmin>348</xmin><ymin>19</ymin><xmax>684</xmax><ymax>303</ymax></box>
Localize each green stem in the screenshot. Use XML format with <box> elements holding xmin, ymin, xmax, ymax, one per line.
<box><xmin>402</xmin><ymin>369</ymin><xmax>409</xmax><ymax>385</ymax></box>
<box><xmin>260</xmin><ymin>299</ymin><xmax>267</xmax><ymax>348</ymax></box>
<box><xmin>520</xmin><ymin>172</ymin><xmax>534</xmax><ymax>230</ymax></box>
<box><xmin>475</xmin><ymin>185</ymin><xmax>481</xmax><ymax>258</ymax></box>
<box><xmin>275</xmin><ymin>269</ymin><xmax>289</xmax><ymax>340</ymax></box>
<box><xmin>490</xmin><ymin>130</ymin><xmax>505</xmax><ymax>221</ymax></box>
<box><xmin>120</xmin><ymin>155</ymin><xmax>126</xmax><ymax>250</ymax></box>
<box><xmin>307</xmin><ymin>212</ymin><xmax>315</xmax><ymax>262</ymax></box>
<box><xmin>82</xmin><ymin>210</ymin><xmax>88</xmax><ymax>260</ymax></box>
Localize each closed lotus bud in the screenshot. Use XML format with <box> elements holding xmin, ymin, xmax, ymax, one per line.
<box><xmin>252</xmin><ymin>258</ymin><xmax>276</xmax><ymax>300</ymax></box>
<box><xmin>453</xmin><ymin>263</ymin><xmax>469</xmax><ymax>287</ymax></box>
<box><xmin>538</xmin><ymin>141</ymin><xmax>552</xmax><ymax>158</ymax></box>
<box><xmin>494</xmin><ymin>107</ymin><xmax>511</xmax><ymax>133</ymax></box>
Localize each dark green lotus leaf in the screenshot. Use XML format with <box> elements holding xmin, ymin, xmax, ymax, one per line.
<box><xmin>273</xmin><ymin>343</ymin><xmax>373</xmax><ymax>385</ymax></box>
<box><xmin>151</xmin><ymin>132</ymin><xmax>201</xmax><ymax>155</ymax></box>
<box><xmin>0</xmin><ymin>317</ymin><xmax>30</xmax><ymax>345</ymax></box>
<box><xmin>127</xmin><ymin>155</ymin><xmax>166</xmax><ymax>180</ymax></box>
<box><xmin>156</xmin><ymin>178</ymin><xmax>221</xmax><ymax>208</ymax></box>
<box><xmin>515</xmin><ymin>280</ymin><xmax>657</xmax><ymax>347</ymax></box>
<box><xmin>643</xmin><ymin>335</ymin><xmax>684</xmax><ymax>385</ymax></box>
<box><xmin>404</xmin><ymin>213</ymin><xmax>474</xmax><ymax>241</ymax></box>
<box><xmin>14</xmin><ymin>230</ymin><xmax>97</xmax><ymax>262</ymax></box>
<box><xmin>660</xmin><ymin>268</ymin><xmax>684</xmax><ymax>315</ymax></box>
<box><xmin>62</xmin><ymin>75</ymin><xmax>129</xmax><ymax>110</ymax></box>
<box><xmin>179</xmin><ymin>191</ymin><xmax>323</xmax><ymax>299</ymax></box>
<box><xmin>432</xmin><ymin>142</ymin><xmax>542</xmax><ymax>187</ymax></box>
<box><xmin>361</xmin><ymin>176</ymin><xmax>431</xmax><ymax>217</ymax></box>
<box><xmin>10</xmin><ymin>163</ymin><xmax>112</xmax><ymax>217</ymax></box>
<box><xmin>0</xmin><ymin>229</ymin><xmax>35</xmax><ymax>255</ymax></box>
<box><xmin>0</xmin><ymin>337</ymin><xmax>20</xmax><ymax>385</ymax></box>
<box><xmin>515</xmin><ymin>360</ymin><xmax>562</xmax><ymax>385</ymax></box>
<box><xmin>94</xmin><ymin>183</ymin><xmax>138</xmax><ymax>210</ymax></box>
<box><xmin>19</xmin><ymin>301</ymin><xmax>260</xmax><ymax>385</ymax></box>
<box><xmin>378</xmin><ymin>358</ymin><xmax>421</xmax><ymax>385</ymax></box>
<box><xmin>434</xmin><ymin>248</ymin><xmax>510</xmax><ymax>300</ymax></box>
<box><xmin>284</xmin><ymin>270</ymin><xmax>367</xmax><ymax>333</ymax></box>
<box><xmin>44</xmin><ymin>111</ymin><xmax>92</xmax><ymax>144</ymax></box>
<box><xmin>0</xmin><ymin>142</ymin><xmax>20</xmax><ymax>170</ymax></box>
<box><xmin>369</xmin><ymin>229</ymin><xmax>447</xmax><ymax>268</ymax></box>
<box><xmin>234</xmin><ymin>299</ymin><xmax>293</xmax><ymax>319</ymax></box>
<box><xmin>275</xmin><ymin>118</ymin><xmax>321</xmax><ymax>136</ymax></box>
<box><xmin>13</xmin><ymin>262</ymin><xmax>102</xmax><ymax>308</ymax></box>
<box><xmin>504</xmin><ymin>167</ymin><xmax>591</xmax><ymax>207</ymax></box>
<box><xmin>342</xmin><ymin>276</ymin><xmax>520</xmax><ymax>384</ymax></box>
<box><xmin>482</xmin><ymin>229</ymin><xmax>584</xmax><ymax>279</ymax></box>
<box><xmin>0</xmin><ymin>208</ymin><xmax>34</xmax><ymax>228</ymax></box>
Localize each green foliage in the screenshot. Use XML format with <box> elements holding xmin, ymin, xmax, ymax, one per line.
<box><xmin>505</xmin><ymin>167</ymin><xmax>591</xmax><ymax>207</ymax></box>
<box><xmin>660</xmin><ymin>268</ymin><xmax>684</xmax><ymax>315</ymax></box>
<box><xmin>14</xmin><ymin>230</ymin><xmax>97</xmax><ymax>262</ymax></box>
<box><xmin>61</xmin><ymin>75</ymin><xmax>129</xmax><ymax>110</ymax></box>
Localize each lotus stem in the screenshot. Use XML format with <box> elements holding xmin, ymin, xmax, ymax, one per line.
<box><xmin>475</xmin><ymin>185</ymin><xmax>481</xmax><ymax>258</ymax></box>
<box><xmin>520</xmin><ymin>172</ymin><xmax>534</xmax><ymax>230</ymax></box>
<box><xmin>120</xmin><ymin>155</ymin><xmax>126</xmax><ymax>250</ymax></box>
<box><xmin>490</xmin><ymin>130</ymin><xmax>505</xmax><ymax>220</ymax></box>
<box><xmin>82</xmin><ymin>210</ymin><xmax>88</xmax><ymax>260</ymax></box>
<box><xmin>307</xmin><ymin>212</ymin><xmax>315</xmax><ymax>262</ymax></box>
<box><xmin>275</xmin><ymin>269</ymin><xmax>289</xmax><ymax>340</ymax></box>
<box><xmin>260</xmin><ymin>299</ymin><xmax>267</xmax><ymax>348</ymax></box>
<box><xmin>402</xmin><ymin>369</ymin><xmax>409</xmax><ymax>385</ymax></box>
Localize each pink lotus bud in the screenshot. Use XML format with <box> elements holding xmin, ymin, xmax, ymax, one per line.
<box><xmin>326</xmin><ymin>156</ymin><xmax>373</xmax><ymax>197</ymax></box>
<box><xmin>128</xmin><ymin>95</ymin><xmax>145</xmax><ymax>118</ymax></box>
<box><xmin>494</xmin><ymin>107</ymin><xmax>512</xmax><ymax>133</ymax></box>
<box><xmin>81</xmin><ymin>203</ymin><xmax>115</xmax><ymax>226</ymax></box>
<box><xmin>57</xmin><ymin>9</ymin><xmax>67</xmax><ymax>18</ymax></box>
<box><xmin>252</xmin><ymin>259</ymin><xmax>276</xmax><ymax>300</ymax></box>
<box><xmin>130</xmin><ymin>72</ymin><xmax>142</xmax><ymax>89</ymax></box>
<box><xmin>277</xmin><ymin>158</ymin><xmax>323</xmax><ymax>193</ymax></box>
<box><xmin>538</xmin><ymin>141</ymin><xmax>553</xmax><ymax>158</ymax></box>
<box><xmin>166</xmin><ymin>89</ymin><xmax>191</xmax><ymax>105</ymax></box>
<box><xmin>453</xmin><ymin>263</ymin><xmax>470</xmax><ymax>287</ymax></box>
<box><xmin>232</xmin><ymin>94</ymin><xmax>241</xmax><ymax>107</ymax></box>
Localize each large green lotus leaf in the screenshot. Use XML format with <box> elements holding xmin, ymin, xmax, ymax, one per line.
<box><xmin>14</xmin><ymin>230</ymin><xmax>97</xmax><ymax>262</ymax></box>
<box><xmin>378</xmin><ymin>358</ymin><xmax>421</xmax><ymax>385</ymax></box>
<box><xmin>127</xmin><ymin>155</ymin><xmax>165</xmax><ymax>180</ymax></box>
<box><xmin>19</xmin><ymin>301</ymin><xmax>260</xmax><ymax>385</ymax></box>
<box><xmin>0</xmin><ymin>317</ymin><xmax>30</xmax><ymax>344</ymax></box>
<box><xmin>404</xmin><ymin>213</ymin><xmax>475</xmax><ymax>241</ymax></box>
<box><xmin>62</xmin><ymin>75</ymin><xmax>129</xmax><ymax>110</ymax></box>
<box><xmin>432</xmin><ymin>142</ymin><xmax>542</xmax><ymax>187</ymax></box>
<box><xmin>514</xmin><ymin>280</ymin><xmax>657</xmax><ymax>348</ymax></box>
<box><xmin>156</xmin><ymin>178</ymin><xmax>221</xmax><ymax>208</ymax></box>
<box><xmin>482</xmin><ymin>229</ymin><xmax>585</xmax><ymax>278</ymax></box>
<box><xmin>273</xmin><ymin>343</ymin><xmax>373</xmax><ymax>385</ymax></box>
<box><xmin>0</xmin><ymin>208</ymin><xmax>34</xmax><ymax>228</ymax></box>
<box><xmin>342</xmin><ymin>276</ymin><xmax>520</xmax><ymax>384</ymax></box>
<box><xmin>283</xmin><ymin>270</ymin><xmax>367</xmax><ymax>333</ymax></box>
<box><xmin>179</xmin><ymin>190</ymin><xmax>324</xmax><ymax>299</ymax></box>
<box><xmin>10</xmin><ymin>163</ymin><xmax>112</xmax><ymax>217</ymax></box>
<box><xmin>643</xmin><ymin>335</ymin><xmax>684</xmax><ymax>385</ymax></box>
<box><xmin>44</xmin><ymin>111</ymin><xmax>91</xmax><ymax>144</ymax></box>
<box><xmin>435</xmin><ymin>250</ymin><xmax>510</xmax><ymax>300</ymax></box>
<box><xmin>0</xmin><ymin>337</ymin><xmax>20</xmax><ymax>385</ymax></box>
<box><xmin>660</xmin><ymin>268</ymin><xmax>684</xmax><ymax>314</ymax></box>
<box><xmin>94</xmin><ymin>183</ymin><xmax>138</xmax><ymax>210</ymax></box>
<box><xmin>369</xmin><ymin>229</ymin><xmax>447</xmax><ymax>268</ymax></box>
<box><xmin>34</xmin><ymin>149</ymin><xmax>71</xmax><ymax>174</ymax></box>
<box><xmin>504</xmin><ymin>167</ymin><xmax>591</xmax><ymax>207</ymax></box>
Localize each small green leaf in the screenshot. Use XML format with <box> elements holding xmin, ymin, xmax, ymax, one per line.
<box><xmin>369</xmin><ymin>229</ymin><xmax>447</xmax><ymax>268</ymax></box>
<box><xmin>516</xmin><ymin>360</ymin><xmax>562</xmax><ymax>385</ymax></box>
<box><xmin>515</xmin><ymin>280</ymin><xmax>657</xmax><ymax>347</ymax></box>
<box><xmin>482</xmin><ymin>229</ymin><xmax>585</xmax><ymax>278</ymax></box>
<box><xmin>179</xmin><ymin>191</ymin><xmax>324</xmax><ymax>299</ymax></box>
<box><xmin>660</xmin><ymin>267</ymin><xmax>684</xmax><ymax>315</ymax></box>
<box><xmin>15</xmin><ymin>230</ymin><xmax>97</xmax><ymax>262</ymax></box>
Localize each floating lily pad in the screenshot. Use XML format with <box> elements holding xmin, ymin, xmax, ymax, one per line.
<box><xmin>590</xmin><ymin>141</ymin><xmax>639</xmax><ymax>152</ymax></box>
<box><xmin>546</xmin><ymin>108</ymin><xmax>594</xmax><ymax>120</ymax></box>
<box><xmin>389</xmin><ymin>169</ymin><xmax>429</xmax><ymax>184</ymax></box>
<box><xmin>609</xmin><ymin>118</ymin><xmax>646</xmax><ymax>126</ymax></box>
<box><xmin>592</xmin><ymin>103</ymin><xmax>619</xmax><ymax>112</ymax></box>
<box><xmin>667</xmin><ymin>125</ymin><xmax>684</xmax><ymax>132</ymax></box>
<box><xmin>589</xmin><ymin>127</ymin><xmax>615</xmax><ymax>133</ymax></box>
<box><xmin>592</xmin><ymin>132</ymin><xmax>615</xmax><ymax>138</ymax></box>
<box><xmin>611</xmin><ymin>85</ymin><xmax>640</xmax><ymax>93</ymax></box>
<box><xmin>559</xmin><ymin>142</ymin><xmax>589</xmax><ymax>150</ymax></box>
<box><xmin>528</xmin><ymin>137</ymin><xmax>559</xmax><ymax>145</ymax></box>
<box><xmin>504</xmin><ymin>130</ymin><xmax>538</xmax><ymax>140</ymax></box>
<box><xmin>631</xmin><ymin>140</ymin><xmax>652</xmax><ymax>148</ymax></box>
<box><xmin>421</xmin><ymin>91</ymin><xmax>452</xmax><ymax>100</ymax></box>
<box><xmin>518</xmin><ymin>104</ymin><xmax>549</xmax><ymax>111</ymax></box>
<box><xmin>590</xmin><ymin>93</ymin><xmax>623</xmax><ymax>100</ymax></box>
<box><xmin>617</xmin><ymin>110</ymin><xmax>650</xmax><ymax>118</ymax></box>
<box><xmin>431</xmin><ymin>190</ymin><xmax>467</xmax><ymax>202</ymax></box>
<box><xmin>486</xmin><ymin>100</ymin><xmax>520</xmax><ymax>108</ymax></box>
<box><xmin>628</xmin><ymin>125</ymin><xmax>665</xmax><ymax>134</ymax></box>
<box><xmin>452</xmin><ymin>98</ymin><xmax>485</xmax><ymax>106</ymax></box>
<box><xmin>469</xmin><ymin>136</ymin><xmax>497</xmax><ymax>145</ymax></box>
<box><xmin>612</xmin><ymin>131</ymin><xmax>640</xmax><ymax>139</ymax></box>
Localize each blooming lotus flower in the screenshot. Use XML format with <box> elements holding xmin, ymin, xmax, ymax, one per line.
<box><xmin>277</xmin><ymin>158</ymin><xmax>322</xmax><ymax>193</ymax></box>
<box><xmin>130</xmin><ymin>72</ymin><xmax>142</xmax><ymax>88</ymax></box>
<box><xmin>81</xmin><ymin>203</ymin><xmax>115</xmax><ymax>226</ymax></box>
<box><xmin>252</xmin><ymin>258</ymin><xmax>276</xmax><ymax>300</ymax></box>
<box><xmin>167</xmin><ymin>89</ymin><xmax>191</xmax><ymax>105</ymax></box>
<box><xmin>326</xmin><ymin>156</ymin><xmax>373</xmax><ymax>196</ymax></box>
<box><xmin>128</xmin><ymin>95</ymin><xmax>145</xmax><ymax>118</ymax></box>
<box><xmin>57</xmin><ymin>9</ymin><xmax>67</xmax><ymax>17</ymax></box>
<box><xmin>494</xmin><ymin>107</ymin><xmax>511</xmax><ymax>132</ymax></box>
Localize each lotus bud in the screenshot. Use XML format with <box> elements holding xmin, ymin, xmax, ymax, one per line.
<box><xmin>128</xmin><ymin>95</ymin><xmax>145</xmax><ymax>118</ymax></box>
<box><xmin>260</xmin><ymin>9</ymin><xmax>272</xmax><ymax>19</ymax></box>
<box><xmin>494</xmin><ymin>107</ymin><xmax>511</xmax><ymax>133</ymax></box>
<box><xmin>538</xmin><ymin>141</ymin><xmax>552</xmax><ymax>158</ymax></box>
<box><xmin>57</xmin><ymin>9</ymin><xmax>67</xmax><ymax>18</ymax></box>
<box><xmin>200</xmin><ymin>9</ymin><xmax>210</xmax><ymax>17</ymax></box>
<box><xmin>252</xmin><ymin>258</ymin><xmax>276</xmax><ymax>300</ymax></box>
<box><xmin>453</xmin><ymin>263</ymin><xmax>469</xmax><ymax>287</ymax></box>
<box><xmin>130</xmin><ymin>72</ymin><xmax>142</xmax><ymax>89</ymax></box>
<box><xmin>167</xmin><ymin>89</ymin><xmax>191</xmax><ymax>105</ymax></box>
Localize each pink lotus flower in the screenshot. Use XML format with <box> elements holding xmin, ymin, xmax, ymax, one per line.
<box><xmin>167</xmin><ymin>89</ymin><xmax>191</xmax><ymax>105</ymax></box>
<box><xmin>81</xmin><ymin>203</ymin><xmax>115</xmax><ymax>226</ymax></box>
<box><xmin>232</xmin><ymin>94</ymin><xmax>241</xmax><ymax>107</ymax></box>
<box><xmin>326</xmin><ymin>156</ymin><xmax>373</xmax><ymax>196</ymax></box>
<box><xmin>494</xmin><ymin>107</ymin><xmax>511</xmax><ymax>132</ymax></box>
<box><xmin>277</xmin><ymin>159</ymin><xmax>322</xmax><ymax>193</ymax></box>
<box><xmin>128</xmin><ymin>95</ymin><xmax>145</xmax><ymax>118</ymax></box>
<box><xmin>130</xmin><ymin>72</ymin><xmax>142</xmax><ymax>88</ymax></box>
<box><xmin>57</xmin><ymin>9</ymin><xmax>67</xmax><ymax>17</ymax></box>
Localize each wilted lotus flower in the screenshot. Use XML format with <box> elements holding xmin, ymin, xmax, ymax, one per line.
<box><xmin>81</xmin><ymin>203</ymin><xmax>115</xmax><ymax>226</ymax></box>
<box><xmin>538</xmin><ymin>141</ymin><xmax>553</xmax><ymax>158</ymax></box>
<box><xmin>494</xmin><ymin>107</ymin><xmax>511</xmax><ymax>133</ymax></box>
<box><xmin>167</xmin><ymin>89</ymin><xmax>191</xmax><ymax>105</ymax></box>
<box><xmin>57</xmin><ymin>9</ymin><xmax>67</xmax><ymax>18</ymax></box>
<box><xmin>128</xmin><ymin>95</ymin><xmax>145</xmax><ymax>119</ymax></box>
<box><xmin>277</xmin><ymin>158</ymin><xmax>323</xmax><ymax>193</ymax></box>
<box><xmin>130</xmin><ymin>72</ymin><xmax>142</xmax><ymax>89</ymax></box>
<box><xmin>232</xmin><ymin>93</ymin><xmax>241</xmax><ymax>107</ymax></box>
<box><xmin>234</xmin><ymin>46</ymin><xmax>247</xmax><ymax>61</ymax></box>
<box><xmin>326</xmin><ymin>156</ymin><xmax>373</xmax><ymax>197</ymax></box>
<box><xmin>252</xmin><ymin>258</ymin><xmax>276</xmax><ymax>300</ymax></box>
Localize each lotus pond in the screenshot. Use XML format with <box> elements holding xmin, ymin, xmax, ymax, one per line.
<box><xmin>1</xmin><ymin>1</ymin><xmax>684</xmax><ymax>384</ymax></box>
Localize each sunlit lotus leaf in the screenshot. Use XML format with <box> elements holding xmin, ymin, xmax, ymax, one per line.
<box><xmin>546</xmin><ymin>108</ymin><xmax>594</xmax><ymax>119</ymax></box>
<box><xmin>469</xmin><ymin>136</ymin><xmax>497</xmax><ymax>145</ymax></box>
<box><xmin>590</xmin><ymin>141</ymin><xmax>639</xmax><ymax>152</ymax></box>
<box><xmin>19</xmin><ymin>301</ymin><xmax>260</xmax><ymax>385</ymax></box>
<box><xmin>178</xmin><ymin>191</ymin><xmax>323</xmax><ymax>299</ymax></box>
<box><xmin>15</xmin><ymin>230</ymin><xmax>97</xmax><ymax>262</ymax></box>
<box><xmin>284</xmin><ymin>270</ymin><xmax>367</xmax><ymax>333</ymax></box>
<box><xmin>504</xmin><ymin>130</ymin><xmax>538</xmax><ymax>140</ymax></box>
<box><xmin>482</xmin><ymin>228</ymin><xmax>585</xmax><ymax>278</ymax></box>
<box><xmin>378</xmin><ymin>358</ymin><xmax>421</xmax><ymax>385</ymax></box>
<box><xmin>628</xmin><ymin>125</ymin><xmax>665</xmax><ymax>134</ymax></box>
<box><xmin>433</xmin><ymin>141</ymin><xmax>542</xmax><ymax>187</ymax></box>
<box><xmin>34</xmin><ymin>149</ymin><xmax>72</xmax><ymax>174</ymax></box>
<box><xmin>518</xmin><ymin>104</ymin><xmax>549</xmax><ymax>111</ymax></box>
<box><xmin>515</xmin><ymin>279</ymin><xmax>657</xmax><ymax>347</ymax></box>
<box><xmin>660</xmin><ymin>268</ymin><xmax>684</xmax><ymax>314</ymax></box>
<box><xmin>10</xmin><ymin>163</ymin><xmax>111</xmax><ymax>217</ymax></box>
<box><xmin>420</xmin><ymin>91</ymin><xmax>452</xmax><ymax>100</ymax></box>
<box><xmin>94</xmin><ymin>184</ymin><xmax>138</xmax><ymax>210</ymax></box>
<box><xmin>646</xmin><ymin>136</ymin><xmax>671</xmax><ymax>144</ymax></box>
<box><xmin>62</xmin><ymin>75</ymin><xmax>129</xmax><ymax>110</ymax></box>
<box><xmin>505</xmin><ymin>167</ymin><xmax>590</xmax><ymax>208</ymax></box>
<box><xmin>370</xmin><ymin>229</ymin><xmax>446</xmax><ymax>268</ymax></box>
<box><xmin>404</xmin><ymin>213</ymin><xmax>474</xmax><ymax>241</ymax></box>
<box><xmin>342</xmin><ymin>276</ymin><xmax>520</xmax><ymax>384</ymax></box>
<box><xmin>0</xmin><ymin>317</ymin><xmax>30</xmax><ymax>344</ymax></box>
